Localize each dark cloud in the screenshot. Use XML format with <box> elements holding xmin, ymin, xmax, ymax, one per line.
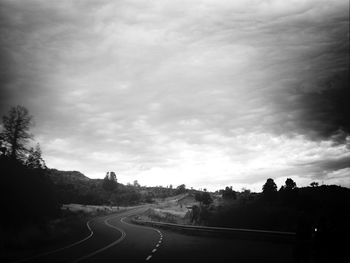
<box><xmin>262</xmin><ymin>4</ymin><xmax>349</xmax><ymax>142</ymax></box>
<box><xmin>297</xmin><ymin>74</ymin><xmax>350</xmax><ymax>140</ymax></box>
<box><xmin>295</xmin><ymin>154</ymin><xmax>350</xmax><ymax>172</ymax></box>
<box><xmin>270</xmin><ymin>72</ymin><xmax>350</xmax><ymax>143</ymax></box>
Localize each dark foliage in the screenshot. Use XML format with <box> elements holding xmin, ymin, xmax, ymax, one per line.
<box><xmin>45</xmin><ymin>169</ymin><xmax>104</xmax><ymax>205</ymax></box>
<box><xmin>0</xmin><ymin>156</ymin><xmax>60</xmax><ymax>229</ymax></box>
<box><xmin>25</xmin><ymin>143</ymin><xmax>46</xmax><ymax>169</ymax></box>
<box><xmin>46</xmin><ymin>169</ymin><xmax>179</xmax><ymax>206</ymax></box>
<box><xmin>175</xmin><ymin>184</ymin><xmax>186</xmax><ymax>195</ymax></box>
<box><xmin>102</xmin><ymin>171</ymin><xmax>118</xmax><ymax>192</ymax></box>
<box><xmin>194</xmin><ymin>192</ymin><xmax>202</xmax><ymax>203</ymax></box>
<box><xmin>262</xmin><ymin>178</ymin><xmax>277</xmax><ymax>201</ymax></box>
<box><xmin>221</xmin><ymin>186</ymin><xmax>237</xmax><ymax>200</ymax></box>
<box><xmin>284</xmin><ymin>178</ymin><xmax>297</xmax><ymax>190</ymax></box>
<box><xmin>207</xmin><ymin>184</ymin><xmax>350</xmax><ymax>262</ymax></box>
<box><xmin>0</xmin><ymin>105</ymin><xmax>33</xmax><ymax>161</ymax></box>
<box><xmin>194</xmin><ymin>191</ymin><xmax>213</xmax><ymax>206</ymax></box>
<box><xmin>310</xmin><ymin>181</ymin><xmax>319</xmax><ymax>187</ymax></box>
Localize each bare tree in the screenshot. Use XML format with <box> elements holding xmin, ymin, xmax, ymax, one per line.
<box><xmin>0</xmin><ymin>106</ymin><xmax>33</xmax><ymax>161</ymax></box>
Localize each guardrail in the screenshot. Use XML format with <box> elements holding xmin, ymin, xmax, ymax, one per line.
<box><xmin>131</xmin><ymin>218</ymin><xmax>296</xmax><ymax>243</ymax></box>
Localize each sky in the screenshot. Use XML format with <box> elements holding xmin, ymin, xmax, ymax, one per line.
<box><xmin>0</xmin><ymin>0</ymin><xmax>349</xmax><ymax>191</ymax></box>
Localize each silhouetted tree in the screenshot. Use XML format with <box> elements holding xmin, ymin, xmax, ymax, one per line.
<box><xmin>133</xmin><ymin>180</ymin><xmax>140</xmax><ymax>188</ymax></box>
<box><xmin>263</xmin><ymin>178</ymin><xmax>277</xmax><ymax>193</ymax></box>
<box><xmin>310</xmin><ymin>182</ymin><xmax>319</xmax><ymax>187</ymax></box>
<box><xmin>175</xmin><ymin>184</ymin><xmax>186</xmax><ymax>194</ymax></box>
<box><xmin>262</xmin><ymin>178</ymin><xmax>277</xmax><ymax>201</ymax></box>
<box><xmin>279</xmin><ymin>178</ymin><xmax>298</xmax><ymax>204</ymax></box>
<box><xmin>0</xmin><ymin>105</ymin><xmax>33</xmax><ymax>161</ymax></box>
<box><xmin>109</xmin><ymin>171</ymin><xmax>117</xmax><ymax>181</ymax></box>
<box><xmin>222</xmin><ymin>186</ymin><xmax>237</xmax><ymax>200</ymax></box>
<box><xmin>25</xmin><ymin>143</ymin><xmax>46</xmax><ymax>169</ymax></box>
<box><xmin>102</xmin><ymin>171</ymin><xmax>118</xmax><ymax>192</ymax></box>
<box><xmin>285</xmin><ymin>178</ymin><xmax>297</xmax><ymax>190</ymax></box>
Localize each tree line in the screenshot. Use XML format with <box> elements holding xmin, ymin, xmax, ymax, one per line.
<box><xmin>0</xmin><ymin>106</ymin><xmax>59</xmax><ymax>232</ymax></box>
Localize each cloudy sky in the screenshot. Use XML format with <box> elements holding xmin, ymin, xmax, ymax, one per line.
<box><xmin>0</xmin><ymin>0</ymin><xmax>349</xmax><ymax>191</ymax></box>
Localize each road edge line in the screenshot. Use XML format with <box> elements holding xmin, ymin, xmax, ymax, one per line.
<box><xmin>70</xmin><ymin>215</ymin><xmax>127</xmax><ymax>263</ymax></box>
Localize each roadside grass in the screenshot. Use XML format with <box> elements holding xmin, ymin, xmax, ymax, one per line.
<box><xmin>138</xmin><ymin>194</ymin><xmax>199</xmax><ymax>224</ymax></box>
<box><xmin>61</xmin><ymin>203</ymin><xmax>130</xmax><ymax>215</ymax></box>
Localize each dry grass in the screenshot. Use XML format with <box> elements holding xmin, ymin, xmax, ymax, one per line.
<box><xmin>61</xmin><ymin>204</ymin><xmax>132</xmax><ymax>215</ymax></box>
<box><xmin>139</xmin><ymin>194</ymin><xmax>200</xmax><ymax>224</ymax></box>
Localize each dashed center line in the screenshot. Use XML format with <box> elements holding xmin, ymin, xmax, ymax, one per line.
<box><xmin>144</xmin><ymin>228</ymin><xmax>163</xmax><ymax>261</ymax></box>
<box><xmin>122</xmin><ymin>214</ymin><xmax>164</xmax><ymax>262</ymax></box>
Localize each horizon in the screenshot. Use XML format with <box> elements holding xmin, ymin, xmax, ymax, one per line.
<box><xmin>1</xmin><ymin>0</ymin><xmax>349</xmax><ymax>192</ymax></box>
<box><xmin>48</xmin><ymin>167</ymin><xmax>345</xmax><ymax>193</ymax></box>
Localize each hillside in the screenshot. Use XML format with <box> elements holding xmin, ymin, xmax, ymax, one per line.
<box><xmin>46</xmin><ymin>169</ymin><xmax>91</xmax><ymax>183</ymax></box>
<box><xmin>45</xmin><ymin>169</ymin><xmax>104</xmax><ymax>205</ymax></box>
<box><xmin>44</xmin><ymin>169</ymin><xmax>180</xmax><ymax>206</ymax></box>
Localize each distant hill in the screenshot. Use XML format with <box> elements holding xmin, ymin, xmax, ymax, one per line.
<box><xmin>44</xmin><ymin>169</ymin><xmax>179</xmax><ymax>206</ymax></box>
<box><xmin>46</xmin><ymin>169</ymin><xmax>91</xmax><ymax>184</ymax></box>
<box><xmin>45</xmin><ymin>169</ymin><xmax>104</xmax><ymax>205</ymax></box>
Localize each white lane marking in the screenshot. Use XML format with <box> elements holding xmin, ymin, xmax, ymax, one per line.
<box><xmin>120</xmin><ymin>217</ymin><xmax>161</xmax><ymax>234</ymax></box>
<box><xmin>121</xmin><ymin>216</ymin><xmax>163</xmax><ymax>262</ymax></box>
<box><xmin>12</xmin><ymin>207</ymin><xmax>149</xmax><ymax>263</ymax></box>
<box><xmin>71</xmin><ymin>207</ymin><xmax>152</xmax><ymax>263</ymax></box>
<box><xmin>71</xmin><ymin>216</ymin><xmax>127</xmax><ymax>263</ymax></box>
<box><xmin>121</xmin><ymin>216</ymin><xmax>163</xmax><ymax>243</ymax></box>
<box><xmin>13</xmin><ymin>219</ymin><xmax>95</xmax><ymax>263</ymax></box>
<box><xmin>12</xmin><ymin>208</ymin><xmax>144</xmax><ymax>263</ymax></box>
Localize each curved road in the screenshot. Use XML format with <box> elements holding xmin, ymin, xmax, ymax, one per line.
<box><xmin>11</xmin><ymin>206</ymin><xmax>294</xmax><ymax>262</ymax></box>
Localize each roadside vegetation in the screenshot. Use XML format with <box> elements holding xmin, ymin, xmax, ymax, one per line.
<box><xmin>137</xmin><ymin>179</ymin><xmax>350</xmax><ymax>263</ymax></box>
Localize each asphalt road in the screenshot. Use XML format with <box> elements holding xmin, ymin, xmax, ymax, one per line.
<box><xmin>11</xmin><ymin>206</ymin><xmax>295</xmax><ymax>263</ymax></box>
